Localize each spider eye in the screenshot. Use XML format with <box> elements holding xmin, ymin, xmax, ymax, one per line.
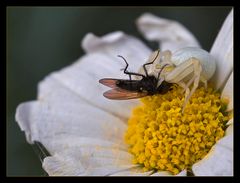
<box><xmin>139</xmin><ymin>87</ymin><xmax>143</xmax><ymax>91</ymax></box>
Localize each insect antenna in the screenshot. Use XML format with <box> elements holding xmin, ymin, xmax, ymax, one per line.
<box><xmin>142</xmin><ymin>50</ymin><xmax>160</xmax><ymax>77</ymax></box>
<box><xmin>117</xmin><ymin>55</ymin><xmax>145</xmax><ymax>80</ymax></box>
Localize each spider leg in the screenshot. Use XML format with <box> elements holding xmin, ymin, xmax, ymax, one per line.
<box><xmin>179</xmin><ymin>76</ymin><xmax>195</xmax><ymax>94</ymax></box>
<box><xmin>117</xmin><ymin>55</ymin><xmax>145</xmax><ymax>80</ymax></box>
<box><xmin>178</xmin><ymin>81</ymin><xmax>190</xmax><ymax>95</ymax></box>
<box><xmin>161</xmin><ymin>50</ymin><xmax>172</xmax><ymax>64</ymax></box>
<box><xmin>142</xmin><ymin>50</ymin><xmax>160</xmax><ymax>76</ymax></box>
<box><xmin>183</xmin><ymin>73</ymin><xmax>207</xmax><ymax>91</ymax></box>
<box><xmin>182</xmin><ymin>59</ymin><xmax>202</xmax><ymax>113</ymax></box>
<box><xmin>164</xmin><ymin>57</ymin><xmax>202</xmax><ymax>113</ymax></box>
<box><xmin>200</xmin><ymin>76</ymin><xmax>208</xmax><ymax>89</ymax></box>
<box><xmin>154</xmin><ymin>50</ymin><xmax>174</xmax><ymax>71</ymax></box>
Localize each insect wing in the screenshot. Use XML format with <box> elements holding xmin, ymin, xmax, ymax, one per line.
<box><xmin>99</xmin><ymin>78</ymin><xmax>119</xmax><ymax>88</ymax></box>
<box><xmin>99</xmin><ymin>78</ymin><xmax>140</xmax><ymax>88</ymax></box>
<box><xmin>103</xmin><ymin>88</ymin><xmax>148</xmax><ymax>100</ymax></box>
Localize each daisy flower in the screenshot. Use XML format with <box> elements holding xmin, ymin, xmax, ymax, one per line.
<box><xmin>15</xmin><ymin>10</ymin><xmax>233</xmax><ymax>176</ymax></box>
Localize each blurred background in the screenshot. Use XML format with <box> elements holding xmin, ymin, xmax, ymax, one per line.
<box><xmin>7</xmin><ymin>6</ymin><xmax>232</xmax><ymax>176</ymax></box>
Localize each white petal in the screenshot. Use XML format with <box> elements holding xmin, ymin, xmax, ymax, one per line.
<box><xmin>42</xmin><ymin>154</ymin><xmax>85</xmax><ymax>176</ymax></box>
<box><xmin>64</xmin><ymin>146</ymin><xmax>133</xmax><ymax>168</ymax></box>
<box><xmin>82</xmin><ymin>165</ymin><xmax>138</xmax><ymax>176</ymax></box>
<box><xmin>15</xmin><ymin>101</ymin><xmax>127</xmax><ymax>150</ymax></box>
<box><xmin>192</xmin><ymin>127</ymin><xmax>233</xmax><ymax>176</ymax></box>
<box><xmin>226</xmin><ymin>118</ymin><xmax>233</xmax><ymax>126</ymax></box>
<box><xmin>225</xmin><ymin>123</ymin><xmax>233</xmax><ymax>136</ymax></box>
<box><xmin>192</xmin><ymin>147</ymin><xmax>233</xmax><ymax>176</ymax></box>
<box><xmin>82</xmin><ymin>31</ymin><xmax>125</xmax><ymax>52</ymax></box>
<box><xmin>176</xmin><ymin>169</ymin><xmax>187</xmax><ymax>176</ymax></box>
<box><xmin>217</xmin><ymin>126</ymin><xmax>233</xmax><ymax>151</ymax></box>
<box><xmin>210</xmin><ymin>10</ymin><xmax>233</xmax><ymax>90</ymax></box>
<box><xmin>151</xmin><ymin>171</ymin><xmax>172</xmax><ymax>176</ymax></box>
<box><xmin>45</xmin><ymin>136</ymin><xmax>128</xmax><ymax>154</ymax></box>
<box><xmin>221</xmin><ymin>72</ymin><xmax>233</xmax><ymax>111</ymax></box>
<box><xmin>109</xmin><ymin>167</ymin><xmax>153</xmax><ymax>176</ymax></box>
<box><xmin>81</xmin><ymin>31</ymin><xmax>152</xmax><ymax>73</ymax></box>
<box><xmin>136</xmin><ymin>13</ymin><xmax>200</xmax><ymax>52</ymax></box>
<box><xmin>43</xmin><ymin>146</ymin><xmax>137</xmax><ymax>176</ymax></box>
<box><xmin>151</xmin><ymin>169</ymin><xmax>187</xmax><ymax>176</ymax></box>
<box><xmin>38</xmin><ymin>32</ymin><xmax>152</xmax><ymax>120</ymax></box>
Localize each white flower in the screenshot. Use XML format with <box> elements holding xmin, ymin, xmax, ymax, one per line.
<box><xmin>15</xmin><ymin>10</ymin><xmax>233</xmax><ymax>176</ymax></box>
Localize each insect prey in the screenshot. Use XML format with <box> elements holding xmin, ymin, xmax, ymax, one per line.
<box><xmin>99</xmin><ymin>50</ymin><xmax>173</xmax><ymax>100</ymax></box>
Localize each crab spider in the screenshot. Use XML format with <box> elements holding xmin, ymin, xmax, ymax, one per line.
<box><xmin>138</xmin><ymin>47</ymin><xmax>216</xmax><ymax>113</ymax></box>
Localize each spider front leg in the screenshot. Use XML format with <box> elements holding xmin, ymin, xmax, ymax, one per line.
<box><xmin>153</xmin><ymin>50</ymin><xmax>174</xmax><ymax>71</ymax></box>
<box><xmin>142</xmin><ymin>50</ymin><xmax>160</xmax><ymax>76</ymax></box>
<box><xmin>164</xmin><ymin>57</ymin><xmax>202</xmax><ymax>113</ymax></box>
<box><xmin>161</xmin><ymin>50</ymin><xmax>173</xmax><ymax>64</ymax></box>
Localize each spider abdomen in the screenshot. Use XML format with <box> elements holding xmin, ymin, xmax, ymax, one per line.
<box><xmin>171</xmin><ymin>47</ymin><xmax>216</xmax><ymax>80</ymax></box>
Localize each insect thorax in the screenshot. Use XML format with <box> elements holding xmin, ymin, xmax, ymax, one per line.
<box><xmin>116</xmin><ymin>76</ymin><xmax>158</xmax><ymax>94</ymax></box>
<box><xmin>140</xmin><ymin>76</ymin><xmax>159</xmax><ymax>94</ymax></box>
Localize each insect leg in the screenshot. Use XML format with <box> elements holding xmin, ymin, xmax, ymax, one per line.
<box><xmin>142</xmin><ymin>50</ymin><xmax>160</xmax><ymax>76</ymax></box>
<box><xmin>157</xmin><ymin>64</ymin><xmax>170</xmax><ymax>80</ymax></box>
<box><xmin>117</xmin><ymin>55</ymin><xmax>145</xmax><ymax>78</ymax></box>
<box><xmin>129</xmin><ymin>74</ymin><xmax>132</xmax><ymax>81</ymax></box>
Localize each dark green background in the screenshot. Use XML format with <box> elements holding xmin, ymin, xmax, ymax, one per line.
<box><xmin>7</xmin><ymin>7</ymin><xmax>232</xmax><ymax>176</ymax></box>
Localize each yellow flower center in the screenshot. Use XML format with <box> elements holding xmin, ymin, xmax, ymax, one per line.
<box><xmin>125</xmin><ymin>86</ymin><xmax>230</xmax><ymax>175</ymax></box>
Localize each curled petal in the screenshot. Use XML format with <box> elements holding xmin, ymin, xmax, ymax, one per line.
<box><xmin>210</xmin><ymin>10</ymin><xmax>233</xmax><ymax>90</ymax></box>
<box><xmin>82</xmin><ymin>31</ymin><xmax>125</xmax><ymax>52</ymax></box>
<box><xmin>136</xmin><ymin>13</ymin><xmax>200</xmax><ymax>51</ymax></box>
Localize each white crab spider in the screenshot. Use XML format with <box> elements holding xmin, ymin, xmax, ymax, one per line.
<box><xmin>138</xmin><ymin>47</ymin><xmax>216</xmax><ymax>113</ymax></box>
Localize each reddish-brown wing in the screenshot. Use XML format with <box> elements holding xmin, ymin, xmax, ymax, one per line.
<box><xmin>99</xmin><ymin>78</ymin><xmax>119</xmax><ymax>88</ymax></box>
<box><xmin>103</xmin><ymin>88</ymin><xmax>148</xmax><ymax>100</ymax></box>
<box><xmin>99</xmin><ymin>78</ymin><xmax>148</xmax><ymax>100</ymax></box>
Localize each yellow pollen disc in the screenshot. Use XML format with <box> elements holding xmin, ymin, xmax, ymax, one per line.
<box><xmin>124</xmin><ymin>86</ymin><xmax>230</xmax><ymax>175</ymax></box>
